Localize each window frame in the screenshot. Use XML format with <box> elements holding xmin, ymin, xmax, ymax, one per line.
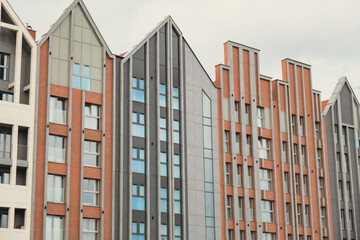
<box><xmin>83</xmin><ymin>140</ymin><xmax>100</xmax><ymax>167</ymax></box>
<box><xmin>83</xmin><ymin>178</ymin><xmax>99</xmax><ymax>206</ymax></box>
<box><xmin>48</xmin><ymin>135</ymin><xmax>66</xmax><ymax>163</ymax></box>
<box><xmin>132</xmin><ymin>147</ymin><xmax>145</xmax><ymax>174</ymax></box>
<box><xmin>84</xmin><ymin>103</ymin><xmax>100</xmax><ymax>130</ymax></box>
<box><xmin>260</xmin><ymin>168</ymin><xmax>272</xmax><ymax>191</ymax></box>
<box><xmin>82</xmin><ymin>218</ymin><xmax>99</xmax><ymax>240</ymax></box>
<box><xmin>0</xmin><ymin>53</ymin><xmax>10</xmax><ymax>81</ymax></box>
<box><xmin>49</xmin><ymin>96</ymin><xmax>67</xmax><ymax>125</ymax></box>
<box><xmin>72</xmin><ymin>63</ymin><xmax>91</xmax><ymax>91</ymax></box>
<box><xmin>257</xmin><ymin>107</ymin><xmax>264</xmax><ymax>128</ymax></box>
<box><xmin>47</xmin><ymin>174</ymin><xmax>65</xmax><ymax>203</ymax></box>
<box><xmin>132</xmin><ymin>112</ymin><xmax>145</xmax><ymax>138</ymax></box>
<box><xmin>132</xmin><ymin>77</ymin><xmax>145</xmax><ymax>103</ymax></box>
<box><xmin>173</xmin><ymin>86</ymin><xmax>180</xmax><ymax>110</ymax></box>
<box><xmin>261</xmin><ymin>200</ymin><xmax>274</xmax><ymax>223</ymax></box>
<box><xmin>132</xmin><ymin>184</ymin><xmax>145</xmax><ymax>211</ymax></box>
<box><xmin>159</xmin><ymin>83</ymin><xmax>167</xmax><ymax>107</ymax></box>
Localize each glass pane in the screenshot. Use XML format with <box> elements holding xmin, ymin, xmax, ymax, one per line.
<box><xmin>82</xmin><ymin>77</ymin><xmax>91</xmax><ymax>91</ymax></box>
<box><xmin>132</xmin><ymin>89</ymin><xmax>145</xmax><ymax>103</ymax></box>
<box><xmin>132</xmin><ymin>197</ymin><xmax>145</xmax><ymax>211</ymax></box>
<box><xmin>83</xmin><ymin>66</ymin><xmax>90</xmax><ymax>77</ymax></box>
<box><xmin>139</xmin><ymin>79</ymin><xmax>145</xmax><ymax>89</ymax></box>
<box><xmin>160</xmin><ymin>84</ymin><xmax>166</xmax><ymax>94</ymax></box>
<box><xmin>132</xmin><ymin>160</ymin><xmax>145</xmax><ymax>174</ymax></box>
<box><xmin>72</xmin><ymin>75</ymin><xmax>81</xmax><ymax>89</ymax></box>
<box><xmin>73</xmin><ymin>64</ymin><xmax>81</xmax><ymax>74</ymax></box>
<box><xmin>132</xmin><ymin>125</ymin><xmax>145</xmax><ymax>138</ymax></box>
<box><xmin>160</xmin><ymin>95</ymin><xmax>166</xmax><ymax>107</ymax></box>
<box><xmin>174</xmin><ymin>166</ymin><xmax>180</xmax><ymax>178</ymax></box>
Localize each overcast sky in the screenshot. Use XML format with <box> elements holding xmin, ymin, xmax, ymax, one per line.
<box><xmin>8</xmin><ymin>0</ymin><xmax>360</xmax><ymax>100</ymax></box>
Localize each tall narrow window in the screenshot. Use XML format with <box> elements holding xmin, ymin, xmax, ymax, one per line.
<box><xmin>246</xmin><ymin>135</ymin><xmax>251</xmax><ymax>156</ymax></box>
<box><xmin>173</xmin><ymin>87</ymin><xmax>180</xmax><ymax>110</ymax></box>
<box><xmin>284</xmin><ymin>172</ymin><xmax>289</xmax><ymax>193</ymax></box>
<box><xmin>48</xmin><ymin>135</ymin><xmax>66</xmax><ymax>163</ymax></box>
<box><xmin>320</xmin><ymin>207</ymin><xmax>326</xmax><ymax>228</ymax></box>
<box><xmin>49</xmin><ymin>96</ymin><xmax>66</xmax><ymax>124</ymax></box>
<box><xmin>336</xmin><ymin>152</ymin><xmax>341</xmax><ymax>172</ymax></box>
<box><xmin>334</xmin><ymin>124</ymin><xmax>339</xmax><ymax>144</ymax></box>
<box><xmin>297</xmin><ymin>204</ymin><xmax>302</xmax><ymax>225</ymax></box>
<box><xmin>249</xmin><ymin>198</ymin><xmax>254</xmax><ymax>221</ymax></box>
<box><xmin>0</xmin><ymin>166</ymin><xmax>10</xmax><ymax>184</ymax></box>
<box><xmin>132</xmin><ymin>112</ymin><xmax>145</xmax><ymax>138</ymax></box>
<box><xmin>295</xmin><ymin>174</ymin><xmax>300</xmax><ymax>195</ymax></box>
<box><xmin>300</xmin><ymin>146</ymin><xmax>306</xmax><ymax>166</ymax></box>
<box><xmin>225</xmin><ymin>163</ymin><xmax>231</xmax><ymax>185</ymax></box>
<box><xmin>47</xmin><ymin>174</ymin><xmax>65</xmax><ymax>203</ymax></box>
<box><xmin>84</xmin><ymin>104</ymin><xmax>100</xmax><ymax>130</ymax></box>
<box><xmin>160</xmin><ymin>152</ymin><xmax>167</xmax><ymax>177</ymax></box>
<box><xmin>234</xmin><ymin>101</ymin><xmax>240</xmax><ymax>123</ymax></box>
<box><xmin>132</xmin><ymin>148</ymin><xmax>145</xmax><ymax>174</ymax></box>
<box><xmin>159</xmin><ymin>84</ymin><xmax>166</xmax><ymax>107</ymax></box>
<box><xmin>316</xmin><ymin>149</ymin><xmax>322</xmax><ymax>169</ymax></box>
<box><xmin>342</xmin><ymin>127</ymin><xmax>347</xmax><ymax>146</ymax></box>
<box><xmin>46</xmin><ymin>215</ymin><xmax>63</xmax><ymax>240</ymax></box>
<box><xmin>282</xmin><ymin>142</ymin><xmax>287</xmax><ymax>162</ymax></box>
<box><xmin>84</xmin><ymin>140</ymin><xmax>100</xmax><ymax>167</ymax></box>
<box><xmin>305</xmin><ymin>205</ymin><xmax>310</xmax><ymax>226</ymax></box>
<box><xmin>161</xmin><ymin>224</ymin><xmax>168</xmax><ymax>240</ymax></box>
<box><xmin>173</xmin><ymin>120</ymin><xmax>180</xmax><ymax>144</ymax></box>
<box><xmin>299</xmin><ymin>116</ymin><xmax>304</xmax><ymax>136</ymax></box>
<box><xmin>261</xmin><ymin>200</ymin><xmax>274</xmax><ymax>222</ymax></box>
<box><xmin>285</xmin><ymin>203</ymin><xmax>291</xmax><ymax>224</ymax></box>
<box><xmin>291</xmin><ymin>115</ymin><xmax>297</xmax><ymax>135</ymax></box>
<box><xmin>72</xmin><ymin>64</ymin><xmax>90</xmax><ymax>91</ymax></box>
<box><xmin>257</xmin><ymin>107</ymin><xmax>264</xmax><ymax>128</ymax></box>
<box><xmin>82</xmin><ymin>218</ymin><xmax>98</xmax><ymax>240</ymax></box>
<box><xmin>226</xmin><ymin>196</ymin><xmax>232</xmax><ymax>219</ymax></box>
<box><xmin>248</xmin><ymin>166</ymin><xmax>253</xmax><ymax>188</ymax></box>
<box><xmin>228</xmin><ymin>229</ymin><xmax>233</xmax><ymax>240</ymax></box>
<box><xmin>293</xmin><ymin>144</ymin><xmax>298</xmax><ymax>164</ymax></box>
<box><xmin>160</xmin><ymin>117</ymin><xmax>167</xmax><ymax>142</ymax></box>
<box><xmin>132</xmin><ymin>77</ymin><xmax>145</xmax><ymax>103</ymax></box>
<box><xmin>346</xmin><ymin>181</ymin><xmax>351</xmax><ymax>200</ymax></box>
<box><xmin>160</xmin><ymin>188</ymin><xmax>167</xmax><ymax>213</ymax></box>
<box><xmin>258</xmin><ymin>138</ymin><xmax>271</xmax><ymax>159</ymax></box>
<box><xmin>0</xmin><ymin>130</ymin><xmax>11</xmax><ymax>159</ymax></box>
<box><xmin>303</xmin><ymin>175</ymin><xmax>308</xmax><ymax>195</ymax></box>
<box><xmin>174</xmin><ymin>189</ymin><xmax>181</xmax><ymax>214</ymax></box>
<box><xmin>245</xmin><ymin>104</ymin><xmax>250</xmax><ymax>125</ymax></box>
<box><xmin>235</xmin><ymin>133</ymin><xmax>240</xmax><ymax>154</ymax></box>
<box><xmin>238</xmin><ymin>197</ymin><xmax>243</xmax><ymax>220</ymax></box>
<box><xmin>315</xmin><ymin>122</ymin><xmax>320</xmax><ymax>139</ymax></box>
<box><xmin>340</xmin><ymin>209</ymin><xmax>345</xmax><ymax>230</ymax></box>
<box><xmin>224</xmin><ymin>131</ymin><xmax>230</xmax><ymax>153</ymax></box>
<box><xmin>338</xmin><ymin>180</ymin><xmax>343</xmax><ymax>200</ymax></box>
<box><xmin>132</xmin><ymin>222</ymin><xmax>145</xmax><ymax>240</ymax></box>
<box><xmin>237</xmin><ymin>165</ymin><xmax>242</xmax><ymax>187</ymax></box>
<box><xmin>260</xmin><ymin>168</ymin><xmax>272</xmax><ymax>191</ymax></box>
<box><xmin>0</xmin><ymin>53</ymin><xmax>9</xmax><ymax>81</ymax></box>
<box><xmin>175</xmin><ymin>225</ymin><xmax>181</xmax><ymax>240</ymax></box>
<box><xmin>344</xmin><ymin>154</ymin><xmax>349</xmax><ymax>173</ymax></box>
<box><xmin>83</xmin><ymin>179</ymin><xmax>99</xmax><ymax>206</ymax></box>
<box><xmin>349</xmin><ymin>210</ymin><xmax>353</xmax><ymax>230</ymax></box>
<box><xmin>132</xmin><ymin>184</ymin><xmax>145</xmax><ymax>211</ymax></box>
<box><xmin>174</xmin><ymin>154</ymin><xmax>181</xmax><ymax>179</ymax></box>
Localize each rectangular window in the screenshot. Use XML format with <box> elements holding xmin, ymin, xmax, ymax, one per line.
<box><xmin>132</xmin><ymin>222</ymin><xmax>145</xmax><ymax>240</ymax></box>
<box><xmin>248</xmin><ymin>166</ymin><xmax>253</xmax><ymax>188</ymax></box>
<box><xmin>174</xmin><ymin>189</ymin><xmax>181</xmax><ymax>214</ymax></box>
<box><xmin>0</xmin><ymin>208</ymin><xmax>8</xmax><ymax>228</ymax></box>
<box><xmin>48</xmin><ymin>135</ymin><xmax>66</xmax><ymax>163</ymax></box>
<box><xmin>239</xmin><ymin>230</ymin><xmax>244</xmax><ymax>240</ymax></box>
<box><xmin>258</xmin><ymin>138</ymin><xmax>271</xmax><ymax>159</ymax></box>
<box><xmin>334</xmin><ymin>124</ymin><xmax>339</xmax><ymax>144</ymax></box>
<box><xmin>84</xmin><ymin>103</ymin><xmax>100</xmax><ymax>130</ymax></box>
<box><xmin>320</xmin><ymin>207</ymin><xmax>326</xmax><ymax>228</ymax></box>
<box><xmin>318</xmin><ymin>178</ymin><xmax>324</xmax><ymax>198</ymax></box>
<box><xmin>14</xmin><ymin>209</ymin><xmax>25</xmax><ymax>229</ymax></box>
<box><xmin>175</xmin><ymin>225</ymin><xmax>181</xmax><ymax>240</ymax></box>
<box><xmin>132</xmin><ymin>184</ymin><xmax>145</xmax><ymax>211</ymax></box>
<box><xmin>344</xmin><ymin>154</ymin><xmax>349</xmax><ymax>173</ymax></box>
<box><xmin>341</xmin><ymin>209</ymin><xmax>345</xmax><ymax>230</ymax></box>
<box><xmin>246</xmin><ymin>135</ymin><xmax>251</xmax><ymax>156</ymax></box>
<box><xmin>224</xmin><ymin>130</ymin><xmax>230</xmax><ymax>153</ymax></box>
<box><xmin>173</xmin><ymin>87</ymin><xmax>180</xmax><ymax>110</ymax></box>
<box><xmin>46</xmin><ymin>215</ymin><xmax>63</xmax><ymax>240</ymax></box>
<box><xmin>339</xmin><ymin>180</ymin><xmax>343</xmax><ymax>200</ymax></box>
<box><xmin>225</xmin><ymin>163</ymin><xmax>231</xmax><ymax>185</ymax></box>
<box><xmin>284</xmin><ymin>172</ymin><xmax>289</xmax><ymax>193</ymax></box>
<box><xmin>245</xmin><ymin>104</ymin><xmax>250</xmax><ymax>125</ymax></box>
<box><xmin>238</xmin><ymin>197</ymin><xmax>243</xmax><ymax>220</ymax></box>
<box><xmin>0</xmin><ymin>166</ymin><xmax>10</xmax><ymax>184</ymax></box>
<box><xmin>72</xmin><ymin>63</ymin><xmax>90</xmax><ymax>91</ymax></box>
<box><xmin>286</xmin><ymin>203</ymin><xmax>291</xmax><ymax>224</ymax></box>
<box><xmin>263</xmin><ymin>233</ymin><xmax>275</xmax><ymax>240</ymax></box>
<box><xmin>346</xmin><ymin>181</ymin><xmax>351</xmax><ymax>200</ymax></box>
<box><xmin>132</xmin><ymin>112</ymin><xmax>145</xmax><ymax>138</ymax></box>
<box><xmin>228</xmin><ymin>229</ymin><xmax>233</xmax><ymax>240</ymax></box>
<box><xmin>160</xmin><ymin>152</ymin><xmax>167</xmax><ymax>176</ymax></box>
<box><xmin>160</xmin><ymin>188</ymin><xmax>167</xmax><ymax>213</ymax></box>
<box><xmin>342</xmin><ymin>126</ymin><xmax>347</xmax><ymax>146</ymax></box>
<box><xmin>82</xmin><ymin>218</ymin><xmax>98</xmax><ymax>240</ymax></box>
<box><xmin>295</xmin><ymin>174</ymin><xmax>300</xmax><ymax>195</ymax></box>
<box><xmin>260</xmin><ymin>168</ymin><xmax>272</xmax><ymax>191</ymax></box>
<box><xmin>0</xmin><ymin>92</ymin><xmax>13</xmax><ymax>102</ymax></box>
<box><xmin>234</xmin><ymin>101</ymin><xmax>240</xmax><ymax>123</ymax></box>
<box><xmin>291</xmin><ymin>115</ymin><xmax>297</xmax><ymax>135</ymax></box>
<box><xmin>261</xmin><ymin>200</ymin><xmax>274</xmax><ymax>222</ymax></box>
<box><xmin>174</xmin><ymin>154</ymin><xmax>181</xmax><ymax>179</ymax></box>
<box><xmin>282</xmin><ymin>142</ymin><xmax>287</xmax><ymax>162</ymax></box>
<box><xmin>299</xmin><ymin>116</ymin><xmax>304</xmax><ymax>136</ymax></box>
<box><xmin>83</xmin><ymin>179</ymin><xmax>99</xmax><ymax>206</ymax></box>
<box><xmin>132</xmin><ymin>77</ymin><xmax>145</xmax><ymax>103</ymax></box>
<box><xmin>315</xmin><ymin>122</ymin><xmax>320</xmax><ymax>139</ymax></box>
<box><xmin>47</xmin><ymin>174</ymin><xmax>65</xmax><ymax>203</ymax></box>
<box><xmin>249</xmin><ymin>198</ymin><xmax>254</xmax><ymax>221</ymax></box>
<box><xmin>303</xmin><ymin>175</ymin><xmax>308</xmax><ymax>195</ymax></box>
<box><xmin>349</xmin><ymin>210</ymin><xmax>353</xmax><ymax>230</ymax></box>
<box><xmin>160</xmin><ymin>84</ymin><xmax>166</xmax><ymax>107</ymax></box>
<box><xmin>305</xmin><ymin>205</ymin><xmax>310</xmax><ymax>226</ymax></box>
<box><xmin>160</xmin><ymin>117</ymin><xmax>167</xmax><ymax>142</ymax></box>
<box><xmin>250</xmin><ymin>232</ymin><xmax>256</xmax><ymax>240</ymax></box>
<box><xmin>316</xmin><ymin>149</ymin><xmax>322</xmax><ymax>169</ymax></box>
<box><xmin>336</xmin><ymin>152</ymin><xmax>341</xmax><ymax>172</ymax></box>
<box><xmin>293</xmin><ymin>144</ymin><xmax>298</xmax><ymax>164</ymax></box>
<box><xmin>132</xmin><ymin>148</ymin><xmax>145</xmax><ymax>174</ymax></box>
<box><xmin>257</xmin><ymin>107</ymin><xmax>264</xmax><ymax>128</ymax></box>
<box><xmin>173</xmin><ymin>120</ymin><xmax>180</xmax><ymax>144</ymax></box>
<box><xmin>161</xmin><ymin>224</ymin><xmax>168</xmax><ymax>240</ymax></box>
<box><xmin>235</xmin><ymin>133</ymin><xmax>240</xmax><ymax>154</ymax></box>
<box><xmin>300</xmin><ymin>146</ymin><xmax>306</xmax><ymax>166</ymax></box>
<box><xmin>84</xmin><ymin>140</ymin><xmax>100</xmax><ymax>167</ymax></box>
<box><xmin>49</xmin><ymin>96</ymin><xmax>66</xmax><ymax>124</ymax></box>
<box><xmin>0</xmin><ymin>131</ymin><xmax>11</xmax><ymax>159</ymax></box>
<box><xmin>237</xmin><ymin>165</ymin><xmax>242</xmax><ymax>187</ymax></box>
<box><xmin>0</xmin><ymin>53</ymin><xmax>9</xmax><ymax>81</ymax></box>
<box><xmin>297</xmin><ymin>204</ymin><xmax>302</xmax><ymax>225</ymax></box>
<box><xmin>226</xmin><ymin>195</ymin><xmax>232</xmax><ymax>219</ymax></box>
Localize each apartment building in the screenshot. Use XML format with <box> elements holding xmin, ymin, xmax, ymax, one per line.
<box><xmin>0</xmin><ymin>0</ymin><xmax>37</xmax><ymax>239</ymax></box>
<box><xmin>323</xmin><ymin>77</ymin><xmax>360</xmax><ymax>240</ymax></box>
<box><xmin>113</xmin><ymin>16</ymin><xmax>222</xmax><ymax>240</ymax></box>
<box><xmin>215</xmin><ymin>41</ymin><xmax>333</xmax><ymax>240</ymax></box>
<box><xmin>32</xmin><ymin>0</ymin><xmax>115</xmax><ymax>239</ymax></box>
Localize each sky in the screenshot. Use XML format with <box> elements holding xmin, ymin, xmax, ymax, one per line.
<box><xmin>8</xmin><ymin>0</ymin><xmax>360</xmax><ymax>100</ymax></box>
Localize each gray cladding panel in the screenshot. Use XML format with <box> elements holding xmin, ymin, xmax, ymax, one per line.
<box><xmin>340</xmin><ymin>84</ymin><xmax>353</xmax><ymax>125</ymax></box>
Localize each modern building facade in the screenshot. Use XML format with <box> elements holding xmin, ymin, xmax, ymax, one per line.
<box><xmin>215</xmin><ymin>42</ymin><xmax>333</xmax><ymax>240</ymax></box>
<box><xmin>0</xmin><ymin>0</ymin><xmax>37</xmax><ymax>239</ymax></box>
<box><xmin>323</xmin><ymin>77</ymin><xmax>360</xmax><ymax>240</ymax></box>
<box><xmin>32</xmin><ymin>0</ymin><xmax>115</xmax><ymax>239</ymax></box>
<box><xmin>113</xmin><ymin>16</ymin><xmax>222</xmax><ymax>240</ymax></box>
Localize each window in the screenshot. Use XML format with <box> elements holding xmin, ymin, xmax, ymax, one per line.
<box><xmin>261</xmin><ymin>200</ymin><xmax>274</xmax><ymax>222</ymax></box>
<box><xmin>300</xmin><ymin>146</ymin><xmax>306</xmax><ymax>166</ymax></box>
<box><xmin>161</xmin><ymin>224</ymin><xmax>168</xmax><ymax>240</ymax></box>
<box><xmin>234</xmin><ymin>101</ymin><xmax>240</xmax><ymax>123</ymax></box>
<box><xmin>132</xmin><ymin>222</ymin><xmax>145</xmax><ymax>240</ymax></box>
<box><xmin>84</xmin><ymin>104</ymin><xmax>100</xmax><ymax>130</ymax></box>
<box><xmin>235</xmin><ymin>132</ymin><xmax>240</xmax><ymax>154</ymax></box>
<box><xmin>174</xmin><ymin>189</ymin><xmax>181</xmax><ymax>214</ymax></box>
<box><xmin>250</xmin><ymin>232</ymin><xmax>256</xmax><ymax>240</ymax></box>
<box><xmin>49</xmin><ymin>96</ymin><xmax>66</xmax><ymax>124</ymax></box>
<box><xmin>0</xmin><ymin>166</ymin><xmax>10</xmax><ymax>184</ymax></box>
<box><xmin>341</xmin><ymin>209</ymin><xmax>345</xmax><ymax>230</ymax></box>
<box><xmin>225</xmin><ymin>163</ymin><xmax>231</xmax><ymax>185</ymax></box>
<box><xmin>46</xmin><ymin>215</ymin><xmax>63</xmax><ymax>240</ymax></box>
<box><xmin>228</xmin><ymin>229</ymin><xmax>233</xmax><ymax>240</ymax></box>
<box><xmin>160</xmin><ymin>188</ymin><xmax>167</xmax><ymax>213</ymax></box>
<box><xmin>338</xmin><ymin>180</ymin><xmax>343</xmax><ymax>200</ymax></box>
<box><xmin>263</xmin><ymin>233</ymin><xmax>275</xmax><ymax>240</ymax></box>
<box><xmin>175</xmin><ymin>225</ymin><xmax>181</xmax><ymax>240</ymax></box>
<box><xmin>160</xmin><ymin>117</ymin><xmax>167</xmax><ymax>142</ymax></box>
<box><xmin>346</xmin><ymin>181</ymin><xmax>351</xmax><ymax>200</ymax></box>
<box><xmin>285</xmin><ymin>203</ymin><xmax>291</xmax><ymax>224</ymax></box>
<box><xmin>173</xmin><ymin>87</ymin><xmax>180</xmax><ymax>110</ymax></box>
<box><xmin>47</xmin><ymin>174</ymin><xmax>65</xmax><ymax>203</ymax></box>
<box><xmin>160</xmin><ymin>84</ymin><xmax>166</xmax><ymax>107</ymax></box>
<box><xmin>293</xmin><ymin>144</ymin><xmax>298</xmax><ymax>164</ymax></box>
<box><xmin>224</xmin><ymin>131</ymin><xmax>230</xmax><ymax>153</ymax></box>
<box><xmin>258</xmin><ymin>138</ymin><xmax>271</xmax><ymax>159</ymax></box>
<box><xmin>237</xmin><ymin>165</ymin><xmax>242</xmax><ymax>187</ymax></box>
<box><xmin>249</xmin><ymin>198</ymin><xmax>254</xmax><ymax>221</ymax></box>
<box><xmin>245</xmin><ymin>104</ymin><xmax>250</xmax><ymax>125</ymax></box>
<box><xmin>260</xmin><ymin>168</ymin><xmax>272</xmax><ymax>191</ymax></box>
<box><xmin>334</xmin><ymin>124</ymin><xmax>339</xmax><ymax>144</ymax></box>
<box><xmin>287</xmin><ymin>235</ymin><xmax>292</xmax><ymax>240</ymax></box>
<box><xmin>173</xmin><ymin>120</ymin><xmax>180</xmax><ymax>144</ymax></box>
<box><xmin>238</xmin><ymin>197</ymin><xmax>243</xmax><ymax>220</ymax></box>
<box><xmin>246</xmin><ymin>135</ymin><xmax>251</xmax><ymax>156</ymax></box>
<box><xmin>282</xmin><ymin>142</ymin><xmax>287</xmax><ymax>162</ymax></box>
<box><xmin>132</xmin><ymin>77</ymin><xmax>145</xmax><ymax>103</ymax></box>
<box><xmin>0</xmin><ymin>131</ymin><xmax>11</xmax><ymax>159</ymax></box>
<box><xmin>356</xmin><ymin>130</ymin><xmax>360</xmax><ymax>148</ymax></box>
<box><xmin>305</xmin><ymin>205</ymin><xmax>310</xmax><ymax>226</ymax></box>
<box><xmin>295</xmin><ymin>174</ymin><xmax>300</xmax><ymax>195</ymax></box>
<box><xmin>344</xmin><ymin>154</ymin><xmax>349</xmax><ymax>173</ymax></box>
<box><xmin>248</xmin><ymin>166</ymin><xmax>253</xmax><ymax>188</ymax></box>
<box><xmin>48</xmin><ymin>135</ymin><xmax>66</xmax><ymax>163</ymax></box>
<box><xmin>72</xmin><ymin>63</ymin><xmax>90</xmax><ymax>91</ymax></box>
<box><xmin>303</xmin><ymin>175</ymin><xmax>308</xmax><ymax>195</ymax></box>
<box><xmin>82</xmin><ymin>218</ymin><xmax>98</xmax><ymax>240</ymax></box>
<box><xmin>0</xmin><ymin>92</ymin><xmax>13</xmax><ymax>102</ymax></box>
<box><xmin>342</xmin><ymin>127</ymin><xmax>347</xmax><ymax>146</ymax></box>
<box><xmin>320</xmin><ymin>207</ymin><xmax>326</xmax><ymax>228</ymax></box>
<box><xmin>291</xmin><ymin>115</ymin><xmax>296</xmax><ymax>135</ymax></box>
<box><xmin>284</xmin><ymin>172</ymin><xmax>289</xmax><ymax>193</ymax></box>
<box><xmin>257</xmin><ymin>107</ymin><xmax>264</xmax><ymax>128</ymax></box>
<box><xmin>132</xmin><ymin>112</ymin><xmax>145</xmax><ymax>138</ymax></box>
<box><xmin>160</xmin><ymin>152</ymin><xmax>167</xmax><ymax>176</ymax></box>
<box><xmin>132</xmin><ymin>184</ymin><xmax>145</xmax><ymax>211</ymax></box>
<box><xmin>226</xmin><ymin>195</ymin><xmax>232</xmax><ymax>219</ymax></box>
<box><xmin>336</xmin><ymin>152</ymin><xmax>341</xmax><ymax>172</ymax></box>
<box><xmin>349</xmin><ymin>210</ymin><xmax>353</xmax><ymax>230</ymax></box>
<box><xmin>318</xmin><ymin>178</ymin><xmax>324</xmax><ymax>198</ymax></box>
<box><xmin>0</xmin><ymin>208</ymin><xmax>8</xmax><ymax>228</ymax></box>
<box><xmin>299</xmin><ymin>116</ymin><xmax>304</xmax><ymax>136</ymax></box>
<box><xmin>132</xmin><ymin>148</ymin><xmax>145</xmax><ymax>174</ymax></box>
<box><xmin>14</xmin><ymin>209</ymin><xmax>25</xmax><ymax>229</ymax></box>
<box><xmin>0</xmin><ymin>53</ymin><xmax>9</xmax><ymax>81</ymax></box>
<box><xmin>84</xmin><ymin>140</ymin><xmax>100</xmax><ymax>167</ymax></box>
<box><xmin>239</xmin><ymin>230</ymin><xmax>244</xmax><ymax>240</ymax></box>
<box><xmin>83</xmin><ymin>179</ymin><xmax>99</xmax><ymax>206</ymax></box>
<box><xmin>315</xmin><ymin>122</ymin><xmax>320</xmax><ymax>139</ymax></box>
<box><xmin>316</xmin><ymin>149</ymin><xmax>322</xmax><ymax>169</ymax></box>
<box><xmin>174</xmin><ymin>154</ymin><xmax>181</xmax><ymax>179</ymax></box>
<box><xmin>297</xmin><ymin>204</ymin><xmax>302</xmax><ymax>225</ymax></box>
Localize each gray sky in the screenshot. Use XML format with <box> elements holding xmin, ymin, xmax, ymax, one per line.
<box><xmin>8</xmin><ymin>0</ymin><xmax>360</xmax><ymax>100</ymax></box>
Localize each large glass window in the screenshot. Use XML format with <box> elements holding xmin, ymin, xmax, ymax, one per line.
<box><xmin>226</xmin><ymin>196</ymin><xmax>232</xmax><ymax>219</ymax></box>
<box><xmin>245</xmin><ymin>104</ymin><xmax>250</xmax><ymax>125</ymax></box>
<box><xmin>173</xmin><ymin>120</ymin><xmax>180</xmax><ymax>144</ymax></box>
<box><xmin>249</xmin><ymin>198</ymin><xmax>254</xmax><ymax>221</ymax></box>
<box><xmin>160</xmin><ymin>117</ymin><xmax>167</xmax><ymax>142</ymax></box>
<box><xmin>132</xmin><ymin>222</ymin><xmax>145</xmax><ymax>240</ymax></box>
<box><xmin>0</xmin><ymin>92</ymin><xmax>13</xmax><ymax>102</ymax></box>
<box><xmin>132</xmin><ymin>148</ymin><xmax>145</xmax><ymax>174</ymax></box>
<box><xmin>160</xmin><ymin>188</ymin><xmax>167</xmax><ymax>213</ymax></box>
<box><xmin>174</xmin><ymin>154</ymin><xmax>181</xmax><ymax>179</ymax></box>
<box><xmin>83</xmin><ymin>179</ymin><xmax>99</xmax><ymax>206</ymax></box>
<box><xmin>46</xmin><ymin>215</ymin><xmax>63</xmax><ymax>240</ymax></box>
<box><xmin>175</xmin><ymin>225</ymin><xmax>181</xmax><ymax>240</ymax></box>
<box><xmin>49</xmin><ymin>96</ymin><xmax>66</xmax><ymax>124</ymax></box>
<box><xmin>257</xmin><ymin>107</ymin><xmax>264</xmax><ymax>128</ymax></box>
<box><xmin>132</xmin><ymin>184</ymin><xmax>145</xmax><ymax>211</ymax></box>
<box><xmin>161</xmin><ymin>224</ymin><xmax>168</xmax><ymax>240</ymax></box>
<box><xmin>47</xmin><ymin>174</ymin><xmax>64</xmax><ymax>203</ymax></box>
<box><xmin>48</xmin><ymin>135</ymin><xmax>66</xmax><ymax>163</ymax></box>
<box><xmin>0</xmin><ymin>208</ymin><xmax>8</xmax><ymax>228</ymax></box>
<box><xmin>160</xmin><ymin>152</ymin><xmax>167</xmax><ymax>176</ymax></box>
<box><xmin>132</xmin><ymin>77</ymin><xmax>145</xmax><ymax>103</ymax></box>
<box><xmin>84</xmin><ymin>140</ymin><xmax>99</xmax><ymax>167</ymax></box>
<box><xmin>82</xmin><ymin>218</ymin><xmax>98</xmax><ymax>240</ymax></box>
<box><xmin>0</xmin><ymin>131</ymin><xmax>11</xmax><ymax>159</ymax></box>
<box><xmin>85</xmin><ymin>104</ymin><xmax>100</xmax><ymax>130</ymax></box>
<box><xmin>72</xmin><ymin>64</ymin><xmax>90</xmax><ymax>91</ymax></box>
<box><xmin>260</xmin><ymin>168</ymin><xmax>272</xmax><ymax>191</ymax></box>
<box><xmin>224</xmin><ymin>131</ymin><xmax>230</xmax><ymax>153</ymax></box>
<box><xmin>174</xmin><ymin>189</ymin><xmax>181</xmax><ymax>214</ymax></box>
<box><xmin>0</xmin><ymin>53</ymin><xmax>9</xmax><ymax>81</ymax></box>
<box><xmin>173</xmin><ymin>87</ymin><xmax>180</xmax><ymax>110</ymax></box>
<box><xmin>258</xmin><ymin>138</ymin><xmax>271</xmax><ymax>159</ymax></box>
<box><xmin>238</xmin><ymin>197</ymin><xmax>243</xmax><ymax>220</ymax></box>
<box><xmin>132</xmin><ymin>112</ymin><xmax>145</xmax><ymax>138</ymax></box>
<box><xmin>0</xmin><ymin>166</ymin><xmax>10</xmax><ymax>184</ymax></box>
<box><xmin>160</xmin><ymin>84</ymin><xmax>166</xmax><ymax>107</ymax></box>
<box><xmin>261</xmin><ymin>200</ymin><xmax>274</xmax><ymax>222</ymax></box>
<box><xmin>285</xmin><ymin>203</ymin><xmax>291</xmax><ymax>224</ymax></box>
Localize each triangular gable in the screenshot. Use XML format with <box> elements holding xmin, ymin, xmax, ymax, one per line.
<box><xmin>38</xmin><ymin>0</ymin><xmax>112</xmax><ymax>57</ymax></box>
